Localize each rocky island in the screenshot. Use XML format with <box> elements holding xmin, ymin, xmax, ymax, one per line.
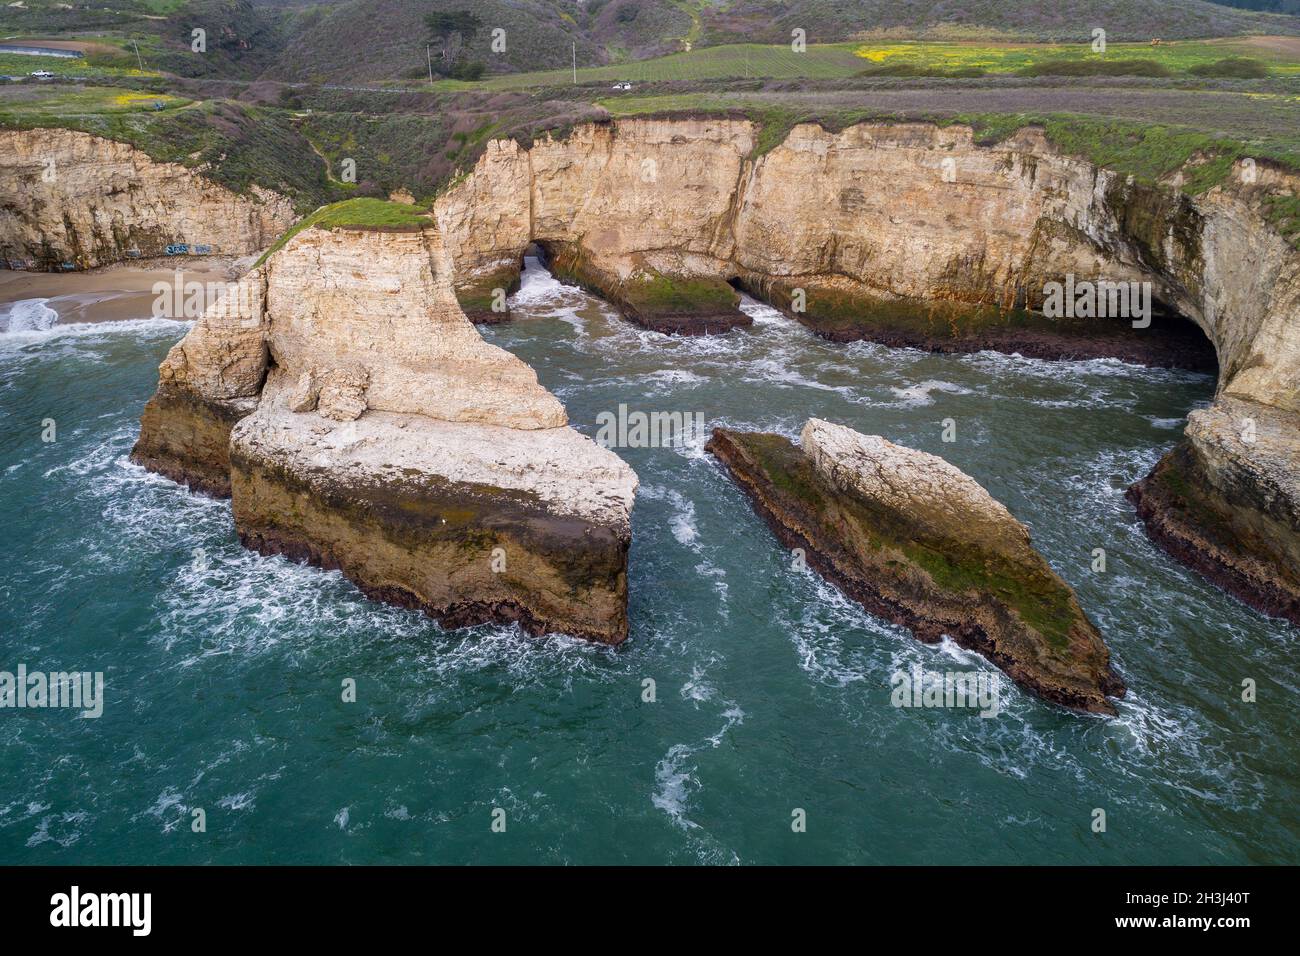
<box><xmin>436</xmin><ymin>118</ymin><xmax>1300</xmax><ymax>630</ymax></box>
<box><xmin>709</xmin><ymin>419</ymin><xmax>1126</xmax><ymax>714</ymax></box>
<box><xmin>131</xmin><ymin>200</ymin><xmax>637</xmax><ymax>643</ymax></box>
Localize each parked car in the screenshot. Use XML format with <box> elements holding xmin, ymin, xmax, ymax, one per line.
<box><xmin>29</xmin><ymin>70</ymin><xmax>54</xmax><ymax>79</ymax></box>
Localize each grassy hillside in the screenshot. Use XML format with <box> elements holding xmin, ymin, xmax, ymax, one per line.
<box><xmin>440</xmin><ymin>41</ymin><xmax>867</xmax><ymax>89</ymax></box>
<box><xmin>3</xmin><ymin>4</ymin><xmax>1299</xmax><ymax>250</ymax></box>
<box><xmin>265</xmin><ymin>0</ymin><xmax>1300</xmax><ymax>83</ymax></box>
<box><xmin>0</xmin><ymin>0</ymin><xmax>291</xmax><ymax>79</ymax></box>
<box><xmin>6</xmin><ymin>0</ymin><xmax>1297</xmax><ymax>87</ymax></box>
<box><xmin>431</xmin><ymin>36</ymin><xmax>1300</xmax><ymax>89</ymax></box>
<box><xmin>700</xmin><ymin>0</ymin><xmax>1300</xmax><ymax>43</ymax></box>
<box><xmin>271</xmin><ymin>0</ymin><xmax>605</xmax><ymax>82</ymax></box>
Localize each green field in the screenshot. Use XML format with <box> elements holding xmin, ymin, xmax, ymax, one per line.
<box><xmin>435</xmin><ymin>42</ymin><xmax>869</xmax><ymax>90</ymax></box>
<box><xmin>427</xmin><ymin>36</ymin><xmax>1300</xmax><ymax>91</ymax></box>
<box><xmin>851</xmin><ymin>38</ymin><xmax>1300</xmax><ymax>76</ymax></box>
<box><xmin>0</xmin><ymin>85</ymin><xmax>189</xmax><ymax>121</ymax></box>
<box><xmin>0</xmin><ymin>35</ymin><xmax>166</xmax><ymax>81</ymax></box>
<box><xmin>256</xmin><ymin>198</ymin><xmax>429</xmax><ymax>265</ymax></box>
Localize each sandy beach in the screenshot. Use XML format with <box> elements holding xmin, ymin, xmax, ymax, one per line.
<box><xmin>0</xmin><ymin>258</ymin><xmax>248</xmax><ymax>328</ymax></box>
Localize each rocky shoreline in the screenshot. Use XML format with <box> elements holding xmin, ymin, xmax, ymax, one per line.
<box><xmin>0</xmin><ymin>128</ymin><xmax>294</xmax><ymax>270</ymax></box>
<box><xmin>434</xmin><ymin>119</ymin><xmax>1299</xmax><ymax>626</ymax></box>
<box><xmin>6</xmin><ymin>112</ymin><xmax>1287</xmax><ymax>701</ymax></box>
<box><xmin>538</xmin><ymin>241</ymin><xmax>752</xmax><ymax>336</ymax></box>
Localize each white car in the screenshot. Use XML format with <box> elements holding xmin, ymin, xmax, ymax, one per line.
<box><xmin>29</xmin><ymin>70</ymin><xmax>54</xmax><ymax>78</ymax></box>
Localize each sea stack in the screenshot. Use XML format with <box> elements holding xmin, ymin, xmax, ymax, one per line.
<box><xmin>708</xmin><ymin>419</ymin><xmax>1125</xmax><ymax>714</ymax></box>
<box><xmin>132</xmin><ymin>200</ymin><xmax>637</xmax><ymax>642</ymax></box>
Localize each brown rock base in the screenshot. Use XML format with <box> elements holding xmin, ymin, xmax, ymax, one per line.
<box><xmin>229</xmin><ymin>446</ymin><xmax>631</xmax><ymax>643</ymax></box>
<box><xmin>1128</xmin><ymin>442</ymin><xmax>1300</xmax><ymax>625</ymax></box>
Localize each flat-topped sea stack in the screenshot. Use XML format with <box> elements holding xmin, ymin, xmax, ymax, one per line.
<box><xmin>708</xmin><ymin>419</ymin><xmax>1125</xmax><ymax>714</ymax></box>
<box><xmin>131</xmin><ymin>199</ymin><xmax>637</xmax><ymax>642</ymax></box>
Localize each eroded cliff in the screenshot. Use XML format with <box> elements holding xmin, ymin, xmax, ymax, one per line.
<box><xmin>0</xmin><ymin>128</ymin><xmax>294</xmax><ymax>269</ymax></box>
<box><xmin>436</xmin><ymin>118</ymin><xmax>1300</xmax><ymax>623</ymax></box>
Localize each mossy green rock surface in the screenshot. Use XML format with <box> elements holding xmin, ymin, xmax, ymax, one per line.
<box><xmin>708</xmin><ymin>421</ymin><xmax>1125</xmax><ymax>714</ymax></box>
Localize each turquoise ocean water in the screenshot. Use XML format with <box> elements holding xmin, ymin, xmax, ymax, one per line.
<box><xmin>1</xmin><ymin>260</ymin><xmax>1296</xmax><ymax>864</ymax></box>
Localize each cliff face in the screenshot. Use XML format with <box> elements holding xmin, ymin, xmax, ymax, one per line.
<box><xmin>132</xmin><ymin>215</ymin><xmax>637</xmax><ymax>642</ymax></box>
<box><xmin>438</xmin><ymin>119</ymin><xmax>1298</xmax><ymax>395</ymax></box>
<box><xmin>437</xmin><ymin>120</ymin><xmax>757</xmax><ymax>331</ymax></box>
<box><xmin>0</xmin><ymin>128</ymin><xmax>294</xmax><ymax>269</ymax></box>
<box><xmin>437</xmin><ymin>118</ymin><xmax>1300</xmax><ymax>623</ymax></box>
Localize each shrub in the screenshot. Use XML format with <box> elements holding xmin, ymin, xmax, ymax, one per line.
<box><xmin>1188</xmin><ymin>57</ymin><xmax>1270</xmax><ymax>79</ymax></box>
<box><xmin>1019</xmin><ymin>59</ymin><xmax>1171</xmax><ymax>77</ymax></box>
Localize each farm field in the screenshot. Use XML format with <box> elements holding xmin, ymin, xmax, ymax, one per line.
<box><xmin>432</xmin><ymin>36</ymin><xmax>1300</xmax><ymax>91</ymax></box>
<box><xmin>0</xmin><ymin>85</ymin><xmax>188</xmax><ymax>122</ymax></box>
<box><xmin>436</xmin><ymin>42</ymin><xmax>868</xmax><ymax>90</ymax></box>
<box><xmin>0</xmin><ymin>52</ymin><xmax>158</xmax><ymax>80</ymax></box>
<box><xmin>851</xmin><ymin>36</ymin><xmax>1300</xmax><ymax>75</ymax></box>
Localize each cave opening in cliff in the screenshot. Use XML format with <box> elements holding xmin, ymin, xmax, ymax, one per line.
<box><xmin>525</xmin><ymin>241</ymin><xmax>548</xmax><ymax>269</ymax></box>
<box><xmin>1133</xmin><ymin>295</ymin><xmax>1219</xmax><ymax>376</ymax></box>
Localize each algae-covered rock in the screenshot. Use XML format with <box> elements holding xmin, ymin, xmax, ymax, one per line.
<box><xmin>231</xmin><ymin>379</ymin><xmax>636</xmax><ymax>642</ymax></box>
<box><xmin>542</xmin><ymin>240</ymin><xmax>750</xmax><ymax>336</ymax></box>
<box><xmin>1128</xmin><ymin>398</ymin><xmax>1300</xmax><ymax>624</ymax></box>
<box><xmin>708</xmin><ymin>419</ymin><xmax>1125</xmax><ymax>714</ymax></box>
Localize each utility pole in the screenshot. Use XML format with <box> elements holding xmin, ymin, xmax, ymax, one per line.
<box><xmin>427</xmin><ymin>44</ymin><xmax>433</xmax><ymax>85</ymax></box>
<box><xmin>131</xmin><ymin>39</ymin><xmax>143</xmax><ymax>72</ymax></box>
<box><xmin>572</xmin><ymin>41</ymin><xmax>576</xmax><ymax>84</ymax></box>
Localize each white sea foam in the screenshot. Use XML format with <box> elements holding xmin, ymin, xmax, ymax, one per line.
<box><xmin>888</xmin><ymin>378</ymin><xmax>972</xmax><ymax>407</ymax></box>
<box><xmin>639</xmin><ymin>484</ymin><xmax>701</xmax><ymax>550</ymax></box>
<box><xmin>738</xmin><ymin>298</ymin><xmax>788</xmax><ymax>327</ymax></box>
<box><xmin>651</xmin><ymin>689</ymin><xmax>745</xmax><ymax>841</ymax></box>
<box><xmin>218</xmin><ymin>791</ymin><xmax>256</xmax><ymax>812</ymax></box>
<box><xmin>0</xmin><ymin>316</ymin><xmax>190</xmax><ymax>356</ymax></box>
<box><xmin>0</xmin><ymin>298</ymin><xmax>58</xmax><ymax>333</ymax></box>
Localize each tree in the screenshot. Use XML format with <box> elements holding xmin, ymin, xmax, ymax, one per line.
<box><xmin>425</xmin><ymin>9</ymin><xmax>482</xmax><ymax>75</ymax></box>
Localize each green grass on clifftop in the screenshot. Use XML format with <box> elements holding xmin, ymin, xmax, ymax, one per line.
<box><xmin>256</xmin><ymin>198</ymin><xmax>429</xmax><ymax>266</ymax></box>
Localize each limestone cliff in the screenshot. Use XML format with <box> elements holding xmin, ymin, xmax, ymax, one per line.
<box><xmin>437</xmin><ymin>118</ymin><xmax>1300</xmax><ymax>624</ymax></box>
<box><xmin>709</xmin><ymin>419</ymin><xmax>1125</xmax><ymax>714</ymax></box>
<box><xmin>132</xmin><ymin>211</ymin><xmax>636</xmax><ymax>643</ymax></box>
<box><xmin>0</xmin><ymin>128</ymin><xmax>294</xmax><ymax>269</ymax></box>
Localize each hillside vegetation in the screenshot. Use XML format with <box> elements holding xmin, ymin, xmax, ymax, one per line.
<box><xmin>2</xmin><ymin>2</ymin><xmax>1299</xmax><ymax>251</ymax></box>
<box><xmin>5</xmin><ymin>0</ymin><xmax>1296</xmax><ymax>86</ymax></box>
